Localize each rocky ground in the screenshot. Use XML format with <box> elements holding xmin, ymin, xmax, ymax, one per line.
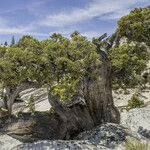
<box><xmin>1</xmin><ymin>86</ymin><xmax>150</xmax><ymax>150</ymax></box>
<box><xmin>0</xmin><ymin>107</ymin><xmax>150</xmax><ymax>150</ymax></box>
<box><xmin>8</xmin><ymin>121</ymin><xmax>150</xmax><ymax>150</ymax></box>
<box><xmin>113</xmin><ymin>87</ymin><xmax>150</xmax><ymax>108</ymax></box>
<box><xmin>5</xmin><ymin>81</ymin><xmax>149</xmax><ymax>115</ymax></box>
<box><xmin>12</xmin><ymin>84</ymin><xmax>150</xmax><ymax>114</ymax></box>
<box><xmin>0</xmin><ymin>134</ymin><xmax>22</xmax><ymax>150</ymax></box>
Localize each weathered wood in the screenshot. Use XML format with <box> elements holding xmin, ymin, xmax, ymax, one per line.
<box><xmin>3</xmin><ymin>54</ymin><xmax>120</xmax><ymax>141</ymax></box>
<box><xmin>47</xmin><ymin>47</ymin><xmax>120</xmax><ymax>139</ymax></box>
<box><xmin>2</xmin><ymin>34</ymin><xmax>120</xmax><ymax>141</ymax></box>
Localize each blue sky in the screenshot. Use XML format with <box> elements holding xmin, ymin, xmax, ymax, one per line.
<box><xmin>0</xmin><ymin>0</ymin><xmax>149</xmax><ymax>44</ymax></box>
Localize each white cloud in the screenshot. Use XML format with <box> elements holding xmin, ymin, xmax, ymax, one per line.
<box><xmin>100</xmin><ymin>9</ymin><xmax>130</xmax><ymax>20</ymax></box>
<box><xmin>40</xmin><ymin>0</ymin><xmax>147</xmax><ymax>27</ymax></box>
<box><xmin>0</xmin><ymin>1</ymin><xmax>49</xmax><ymax>37</ymax></box>
<box><xmin>0</xmin><ymin>18</ymin><xmax>47</xmax><ymax>37</ymax></box>
<box><xmin>0</xmin><ymin>27</ymin><xmax>48</xmax><ymax>37</ymax></box>
<box><xmin>0</xmin><ymin>26</ymin><xmax>28</xmax><ymax>35</ymax></box>
<box><xmin>81</xmin><ymin>31</ymin><xmax>101</xmax><ymax>39</ymax></box>
<box><xmin>0</xmin><ymin>0</ymin><xmax>47</xmax><ymax>15</ymax></box>
<box><xmin>0</xmin><ymin>17</ymin><xmax>9</xmax><ymax>27</ymax></box>
<box><xmin>0</xmin><ymin>0</ymin><xmax>148</xmax><ymax>38</ymax></box>
<box><xmin>0</xmin><ymin>26</ymin><xmax>48</xmax><ymax>37</ymax></box>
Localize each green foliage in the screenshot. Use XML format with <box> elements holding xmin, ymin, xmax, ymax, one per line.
<box><xmin>0</xmin><ymin>36</ymin><xmax>47</xmax><ymax>87</ymax></box>
<box><xmin>111</xmin><ymin>6</ymin><xmax>150</xmax><ymax>89</ymax></box>
<box><xmin>17</xmin><ymin>35</ymin><xmax>42</xmax><ymax>54</ymax></box>
<box><xmin>125</xmin><ymin>139</ymin><xmax>149</xmax><ymax>150</ymax></box>
<box><xmin>118</xmin><ymin>7</ymin><xmax>150</xmax><ymax>46</ymax></box>
<box><xmin>0</xmin><ymin>46</ymin><xmax>7</xmax><ymax>57</ymax></box>
<box><xmin>42</xmin><ymin>32</ymin><xmax>101</xmax><ymax>101</ymax></box>
<box><xmin>127</xmin><ymin>94</ymin><xmax>144</xmax><ymax>109</ymax></box>
<box><xmin>109</xmin><ymin>42</ymin><xmax>149</xmax><ymax>88</ymax></box>
<box><xmin>0</xmin><ymin>6</ymin><xmax>149</xmax><ymax>103</ymax></box>
<box><xmin>0</xmin><ymin>32</ymin><xmax>101</xmax><ymax>102</ymax></box>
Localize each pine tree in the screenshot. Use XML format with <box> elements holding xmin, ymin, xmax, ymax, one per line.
<box><xmin>4</xmin><ymin>41</ymin><xmax>8</xmax><ymax>46</ymax></box>
<box><xmin>11</xmin><ymin>36</ymin><xmax>15</xmax><ymax>45</ymax></box>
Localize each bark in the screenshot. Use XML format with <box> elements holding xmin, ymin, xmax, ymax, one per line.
<box><xmin>3</xmin><ymin>35</ymin><xmax>120</xmax><ymax>141</ymax></box>
<box><xmin>3</xmin><ymin>81</ymin><xmax>39</xmax><ymax>115</ymax></box>
<box><xmin>2</xmin><ymin>34</ymin><xmax>120</xmax><ymax>141</ymax></box>
<box><xmin>47</xmin><ymin>49</ymin><xmax>120</xmax><ymax>139</ymax></box>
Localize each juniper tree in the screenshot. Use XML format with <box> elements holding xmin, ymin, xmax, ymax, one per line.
<box><xmin>0</xmin><ymin>6</ymin><xmax>149</xmax><ymax>139</ymax></box>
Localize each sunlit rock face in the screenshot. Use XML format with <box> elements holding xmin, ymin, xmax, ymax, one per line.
<box><xmin>120</xmin><ymin>108</ymin><xmax>150</xmax><ymax>132</ymax></box>
<box><xmin>12</xmin><ymin>88</ymin><xmax>51</xmax><ymax>113</ymax></box>
<box><xmin>0</xmin><ymin>134</ymin><xmax>22</xmax><ymax>150</ymax></box>
<box><xmin>12</xmin><ymin>141</ymin><xmax>109</xmax><ymax>150</ymax></box>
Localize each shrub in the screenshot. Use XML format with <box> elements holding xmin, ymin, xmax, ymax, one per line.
<box><xmin>125</xmin><ymin>139</ymin><xmax>149</xmax><ymax>150</ymax></box>
<box><xmin>127</xmin><ymin>94</ymin><xmax>144</xmax><ymax>109</ymax></box>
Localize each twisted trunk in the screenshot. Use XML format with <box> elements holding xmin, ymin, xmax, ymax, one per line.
<box><xmin>4</xmin><ymin>42</ymin><xmax>120</xmax><ymax>142</ymax></box>
<box><xmin>3</xmin><ymin>34</ymin><xmax>120</xmax><ymax>141</ymax></box>
<box><xmin>48</xmin><ymin>51</ymin><xmax>120</xmax><ymax>139</ymax></box>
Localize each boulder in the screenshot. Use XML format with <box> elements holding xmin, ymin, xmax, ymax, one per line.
<box><xmin>10</xmin><ymin>123</ymin><xmax>150</xmax><ymax>150</ymax></box>
<box><xmin>75</xmin><ymin>123</ymin><xmax>126</xmax><ymax>148</ymax></box>
<box><xmin>12</xmin><ymin>140</ymin><xmax>109</xmax><ymax>150</ymax></box>
<box><xmin>120</xmin><ymin>108</ymin><xmax>150</xmax><ymax>134</ymax></box>
<box><xmin>5</xmin><ymin>112</ymin><xmax>59</xmax><ymax>142</ymax></box>
<box><xmin>0</xmin><ymin>133</ymin><xmax>22</xmax><ymax>150</ymax></box>
<box><xmin>13</xmin><ymin>88</ymin><xmax>51</xmax><ymax>113</ymax></box>
<box><xmin>11</xmin><ymin>123</ymin><xmax>126</xmax><ymax>150</ymax></box>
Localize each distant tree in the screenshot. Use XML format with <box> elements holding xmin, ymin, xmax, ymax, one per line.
<box><xmin>11</xmin><ymin>36</ymin><xmax>15</xmax><ymax>45</ymax></box>
<box><xmin>4</xmin><ymin>41</ymin><xmax>8</xmax><ymax>46</ymax></box>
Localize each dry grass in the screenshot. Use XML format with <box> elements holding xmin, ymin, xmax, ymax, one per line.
<box><xmin>125</xmin><ymin>139</ymin><xmax>149</xmax><ymax>150</ymax></box>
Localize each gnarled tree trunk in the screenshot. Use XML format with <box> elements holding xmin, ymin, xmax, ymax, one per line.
<box><xmin>48</xmin><ymin>50</ymin><xmax>120</xmax><ymax>139</ymax></box>
<box><xmin>3</xmin><ymin>34</ymin><xmax>120</xmax><ymax>141</ymax></box>
<box><xmin>3</xmin><ymin>36</ymin><xmax>120</xmax><ymax>142</ymax></box>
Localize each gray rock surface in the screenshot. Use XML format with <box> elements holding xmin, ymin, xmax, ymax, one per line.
<box><xmin>12</xmin><ymin>140</ymin><xmax>109</xmax><ymax>150</ymax></box>
<box><xmin>13</xmin><ymin>88</ymin><xmax>51</xmax><ymax>113</ymax></box>
<box><xmin>76</xmin><ymin>123</ymin><xmax>126</xmax><ymax>148</ymax></box>
<box><xmin>138</xmin><ymin>126</ymin><xmax>150</xmax><ymax>140</ymax></box>
<box><xmin>11</xmin><ymin>123</ymin><xmax>127</xmax><ymax>150</ymax></box>
<box><xmin>10</xmin><ymin>108</ymin><xmax>150</xmax><ymax>150</ymax></box>
<box><xmin>1</xmin><ymin>87</ymin><xmax>150</xmax><ymax>150</ymax></box>
<box><xmin>113</xmin><ymin>88</ymin><xmax>150</xmax><ymax>108</ymax></box>
<box><xmin>120</xmin><ymin>108</ymin><xmax>150</xmax><ymax>132</ymax></box>
<box><xmin>0</xmin><ymin>133</ymin><xmax>22</xmax><ymax>150</ymax></box>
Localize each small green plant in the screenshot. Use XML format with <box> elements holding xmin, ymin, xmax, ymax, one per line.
<box><xmin>49</xmin><ymin>107</ymin><xmax>55</xmax><ymax>114</ymax></box>
<box><xmin>128</xmin><ymin>94</ymin><xmax>144</xmax><ymax>109</ymax></box>
<box><xmin>125</xmin><ymin>139</ymin><xmax>149</xmax><ymax>150</ymax></box>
